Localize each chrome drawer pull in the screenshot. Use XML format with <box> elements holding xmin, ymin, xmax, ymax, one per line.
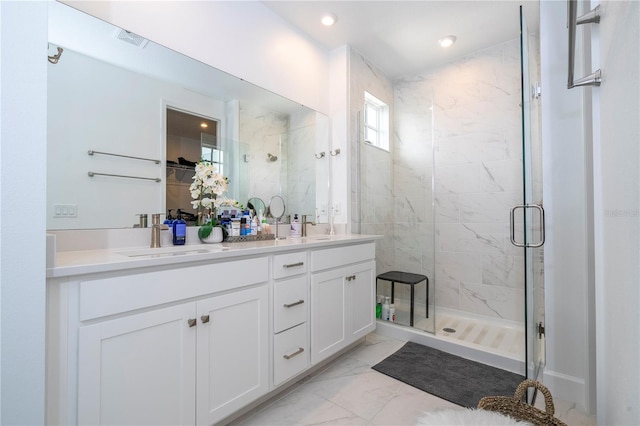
<box><xmin>200</xmin><ymin>315</ymin><xmax>210</xmax><ymax>324</ymax></box>
<box><xmin>187</xmin><ymin>318</ymin><xmax>197</xmax><ymax>328</ymax></box>
<box><xmin>283</xmin><ymin>299</ymin><xmax>304</xmax><ymax>308</ymax></box>
<box><xmin>283</xmin><ymin>261</ymin><xmax>304</xmax><ymax>268</ymax></box>
<box><xmin>283</xmin><ymin>347</ymin><xmax>304</xmax><ymax>360</ymax></box>
<box><xmin>346</xmin><ymin>274</ymin><xmax>356</xmax><ymax>281</ymax></box>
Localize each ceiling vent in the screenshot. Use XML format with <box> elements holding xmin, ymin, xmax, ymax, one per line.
<box><xmin>114</xmin><ymin>29</ymin><xmax>149</xmax><ymax>48</ymax></box>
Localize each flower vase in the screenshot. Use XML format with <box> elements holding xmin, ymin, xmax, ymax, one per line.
<box><xmin>199</xmin><ymin>226</ymin><xmax>223</xmax><ymax>244</ymax></box>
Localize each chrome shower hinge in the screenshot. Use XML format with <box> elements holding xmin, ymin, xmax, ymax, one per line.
<box><xmin>532</xmin><ymin>82</ymin><xmax>542</xmax><ymax>99</ymax></box>
<box><xmin>537</xmin><ymin>322</ymin><xmax>545</xmax><ymax>339</ymax></box>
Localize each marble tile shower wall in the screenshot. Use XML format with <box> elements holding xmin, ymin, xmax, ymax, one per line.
<box><xmin>394</xmin><ymin>39</ymin><xmax>525</xmax><ymax>323</ymax></box>
<box><xmin>239</xmin><ymin>106</ymin><xmax>317</xmax><ymax>216</ymax></box>
<box><xmin>240</xmin><ymin>104</ymin><xmax>289</xmax><ymax>207</ymax></box>
<box><xmin>287</xmin><ymin>109</ymin><xmax>317</xmax><ymax>217</ymax></box>
<box><xmin>392</xmin><ymin>78</ymin><xmax>436</xmax><ymax>307</ymax></box>
<box><xmin>348</xmin><ymin>49</ymin><xmax>395</xmax><ymax>275</ymax></box>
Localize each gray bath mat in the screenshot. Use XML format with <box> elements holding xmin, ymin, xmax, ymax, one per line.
<box><xmin>372</xmin><ymin>341</ymin><xmax>524</xmax><ymax>408</ymax></box>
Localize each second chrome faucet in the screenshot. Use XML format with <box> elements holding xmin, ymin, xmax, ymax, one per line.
<box><xmin>301</xmin><ymin>214</ymin><xmax>316</xmax><ymax>237</ymax></box>
<box><xmin>150</xmin><ymin>213</ymin><xmax>169</xmax><ymax>248</ymax></box>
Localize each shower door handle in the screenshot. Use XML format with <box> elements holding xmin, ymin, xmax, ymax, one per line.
<box><xmin>510</xmin><ymin>204</ymin><xmax>545</xmax><ymax>248</ymax></box>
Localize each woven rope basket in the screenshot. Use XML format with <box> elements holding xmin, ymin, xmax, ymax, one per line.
<box><xmin>477</xmin><ymin>379</ymin><xmax>567</xmax><ymax>426</ymax></box>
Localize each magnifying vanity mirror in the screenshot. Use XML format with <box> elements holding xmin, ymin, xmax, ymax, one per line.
<box><xmin>267</xmin><ymin>195</ymin><xmax>286</xmax><ymax>240</ymax></box>
<box><xmin>46</xmin><ymin>2</ymin><xmax>330</xmax><ymax>230</ymax></box>
<box><xmin>247</xmin><ymin>197</ymin><xmax>267</xmax><ymax>218</ymax></box>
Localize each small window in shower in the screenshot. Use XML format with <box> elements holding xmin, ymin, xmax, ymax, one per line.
<box><xmin>201</xmin><ymin>133</ymin><xmax>224</xmax><ymax>176</ymax></box>
<box><xmin>364</xmin><ymin>91</ymin><xmax>389</xmax><ymax>151</ymax></box>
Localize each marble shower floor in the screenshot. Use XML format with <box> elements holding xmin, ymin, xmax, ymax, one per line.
<box><xmin>231</xmin><ymin>332</ymin><xmax>595</xmax><ymax>426</ymax></box>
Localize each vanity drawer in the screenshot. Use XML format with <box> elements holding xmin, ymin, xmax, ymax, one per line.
<box><xmin>79</xmin><ymin>257</ymin><xmax>268</xmax><ymax>321</ymax></box>
<box><xmin>273</xmin><ymin>251</ymin><xmax>308</xmax><ymax>279</ymax></box>
<box><xmin>273</xmin><ymin>323</ymin><xmax>308</xmax><ymax>386</ymax></box>
<box><xmin>310</xmin><ymin>242</ymin><xmax>375</xmax><ymax>272</ymax></box>
<box><xmin>273</xmin><ymin>276</ymin><xmax>308</xmax><ymax>333</ymax></box>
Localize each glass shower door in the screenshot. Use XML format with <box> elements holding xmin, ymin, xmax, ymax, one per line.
<box><xmin>518</xmin><ymin>5</ymin><xmax>545</xmax><ymax>382</ymax></box>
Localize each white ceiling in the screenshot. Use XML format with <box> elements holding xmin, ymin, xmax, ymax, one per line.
<box><xmin>262</xmin><ymin>1</ymin><xmax>539</xmax><ymax>79</ymax></box>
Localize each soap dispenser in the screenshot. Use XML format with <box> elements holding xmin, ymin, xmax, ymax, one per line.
<box><xmin>172</xmin><ymin>211</ymin><xmax>187</xmax><ymax>245</ymax></box>
<box><xmin>164</xmin><ymin>209</ymin><xmax>175</xmax><ymax>237</ymax></box>
<box><xmin>290</xmin><ymin>214</ymin><xmax>302</xmax><ymax>238</ymax></box>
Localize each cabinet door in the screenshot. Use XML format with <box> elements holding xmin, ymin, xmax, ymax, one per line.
<box><xmin>78</xmin><ymin>303</ymin><xmax>196</xmax><ymax>426</ymax></box>
<box><xmin>311</xmin><ymin>261</ymin><xmax>376</xmax><ymax>365</ymax></box>
<box><xmin>310</xmin><ymin>268</ymin><xmax>347</xmax><ymax>364</ymax></box>
<box><xmin>347</xmin><ymin>261</ymin><xmax>376</xmax><ymax>341</ymax></box>
<box><xmin>196</xmin><ymin>285</ymin><xmax>269</xmax><ymax>426</ymax></box>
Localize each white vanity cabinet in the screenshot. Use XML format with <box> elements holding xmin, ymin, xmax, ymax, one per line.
<box><xmin>51</xmin><ymin>257</ymin><xmax>269</xmax><ymax>426</ymax></box>
<box><xmin>46</xmin><ymin>236</ymin><xmax>378</xmax><ymax>426</ymax></box>
<box><xmin>310</xmin><ymin>243</ymin><xmax>376</xmax><ymax>364</ymax></box>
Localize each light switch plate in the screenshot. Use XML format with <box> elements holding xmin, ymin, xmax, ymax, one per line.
<box><xmin>53</xmin><ymin>204</ymin><xmax>77</xmax><ymax>218</ymax></box>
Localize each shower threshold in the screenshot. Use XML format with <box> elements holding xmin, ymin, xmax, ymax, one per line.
<box><xmin>374</xmin><ymin>320</ymin><xmax>525</xmax><ymax>375</ymax></box>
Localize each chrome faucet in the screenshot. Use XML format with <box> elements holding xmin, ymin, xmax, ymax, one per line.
<box><xmin>150</xmin><ymin>214</ymin><xmax>169</xmax><ymax>248</ymax></box>
<box><xmin>301</xmin><ymin>214</ymin><xmax>316</xmax><ymax>237</ymax></box>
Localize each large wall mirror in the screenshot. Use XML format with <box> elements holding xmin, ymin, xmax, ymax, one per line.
<box><xmin>47</xmin><ymin>2</ymin><xmax>330</xmax><ymax>230</ymax></box>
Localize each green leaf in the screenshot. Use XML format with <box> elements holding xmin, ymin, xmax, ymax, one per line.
<box><xmin>198</xmin><ymin>222</ymin><xmax>213</xmax><ymax>239</ymax></box>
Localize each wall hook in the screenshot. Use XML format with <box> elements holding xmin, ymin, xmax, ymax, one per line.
<box><xmin>330</xmin><ymin>148</ymin><xmax>341</xmax><ymax>156</ymax></box>
<box><xmin>48</xmin><ymin>46</ymin><xmax>64</xmax><ymax>64</ymax></box>
<box><xmin>314</xmin><ymin>152</ymin><xmax>325</xmax><ymax>159</ymax></box>
<box><xmin>267</xmin><ymin>153</ymin><xmax>278</xmax><ymax>162</ymax></box>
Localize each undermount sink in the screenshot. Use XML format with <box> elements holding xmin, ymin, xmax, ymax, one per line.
<box><xmin>118</xmin><ymin>246</ymin><xmax>220</xmax><ymax>258</ymax></box>
<box><xmin>301</xmin><ymin>235</ymin><xmax>333</xmax><ymax>241</ymax></box>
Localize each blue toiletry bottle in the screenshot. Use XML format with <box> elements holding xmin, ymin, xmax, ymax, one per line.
<box><xmin>173</xmin><ymin>211</ymin><xmax>187</xmax><ymax>245</ymax></box>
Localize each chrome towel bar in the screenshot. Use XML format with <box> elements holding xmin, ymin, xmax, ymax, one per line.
<box><xmin>88</xmin><ymin>149</ymin><xmax>161</xmax><ymax>164</ymax></box>
<box><xmin>567</xmin><ymin>0</ymin><xmax>602</xmax><ymax>88</ymax></box>
<box><xmin>88</xmin><ymin>171</ymin><xmax>161</xmax><ymax>182</ymax></box>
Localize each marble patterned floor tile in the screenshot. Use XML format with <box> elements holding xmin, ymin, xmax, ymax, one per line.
<box><xmin>343</xmin><ymin>333</ymin><xmax>406</xmax><ymax>367</ymax></box>
<box><xmin>235</xmin><ymin>332</ymin><xmax>596</xmax><ymax>426</ymax></box>
<box><xmin>302</xmin><ymin>371</ymin><xmax>405</xmax><ymax>421</ymax></box>
<box><xmin>308</xmin><ymin>355</ymin><xmax>372</xmax><ymax>383</ymax></box>
<box><xmin>370</xmin><ymin>383</ymin><xmax>458</xmax><ymax>425</ymax></box>
<box><xmin>238</xmin><ymin>386</ymin><xmax>362</xmax><ymax>426</ymax></box>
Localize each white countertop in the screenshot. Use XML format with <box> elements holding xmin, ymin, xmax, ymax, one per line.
<box><xmin>48</xmin><ymin>234</ymin><xmax>381</xmax><ymax>278</ymax></box>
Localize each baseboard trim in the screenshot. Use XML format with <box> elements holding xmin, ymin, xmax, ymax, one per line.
<box><xmin>542</xmin><ymin>369</ymin><xmax>587</xmax><ymax>413</ymax></box>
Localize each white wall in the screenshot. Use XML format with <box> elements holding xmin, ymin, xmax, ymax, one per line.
<box><xmin>61</xmin><ymin>0</ymin><xmax>330</xmax><ymax>115</ymax></box>
<box><xmin>540</xmin><ymin>0</ymin><xmax>594</xmax><ymax>413</ymax></box>
<box><xmin>0</xmin><ymin>1</ymin><xmax>48</xmax><ymax>424</ymax></box>
<box><xmin>592</xmin><ymin>0</ymin><xmax>640</xmax><ymax>424</ymax></box>
<box><xmin>329</xmin><ymin>46</ymin><xmax>349</xmax><ymax>227</ymax></box>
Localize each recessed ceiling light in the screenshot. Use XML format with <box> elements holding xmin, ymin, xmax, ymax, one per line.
<box><xmin>438</xmin><ymin>35</ymin><xmax>457</xmax><ymax>48</ymax></box>
<box><xmin>321</xmin><ymin>13</ymin><xmax>337</xmax><ymax>26</ymax></box>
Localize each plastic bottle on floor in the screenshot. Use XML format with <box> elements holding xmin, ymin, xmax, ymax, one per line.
<box><xmin>382</xmin><ymin>297</ymin><xmax>390</xmax><ymax>321</ymax></box>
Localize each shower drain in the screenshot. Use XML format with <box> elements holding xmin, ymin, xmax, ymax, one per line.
<box><xmin>442</xmin><ymin>327</ymin><xmax>457</xmax><ymax>333</ymax></box>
